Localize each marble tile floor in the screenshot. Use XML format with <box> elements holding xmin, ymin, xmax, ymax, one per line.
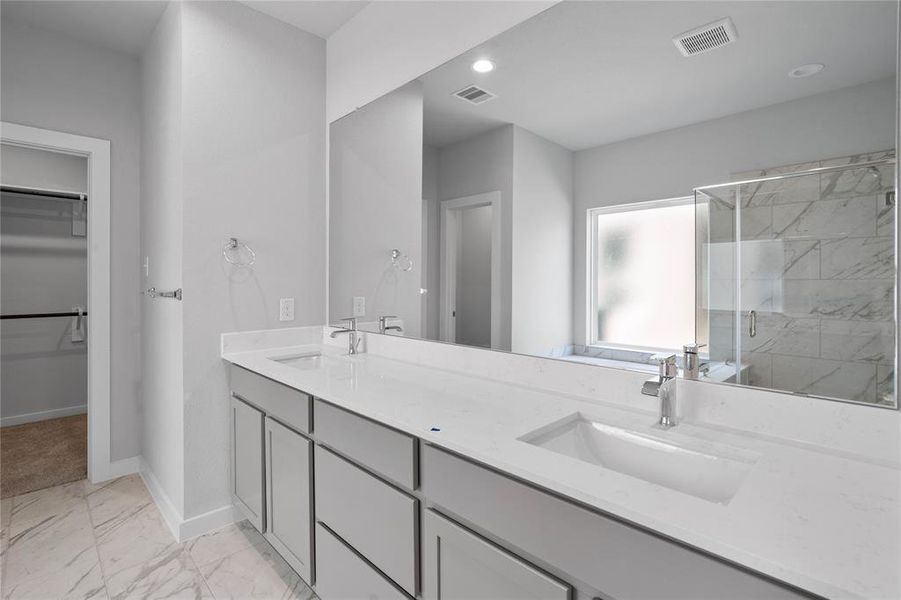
<box><xmin>0</xmin><ymin>475</ymin><xmax>317</xmax><ymax>600</ymax></box>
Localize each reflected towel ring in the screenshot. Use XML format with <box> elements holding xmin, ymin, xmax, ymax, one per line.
<box><xmin>391</xmin><ymin>248</ymin><xmax>413</xmax><ymax>272</ymax></box>
<box><xmin>223</xmin><ymin>237</ymin><xmax>256</xmax><ymax>266</ymax></box>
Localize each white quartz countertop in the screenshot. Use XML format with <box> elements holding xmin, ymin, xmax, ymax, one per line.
<box><xmin>222</xmin><ymin>342</ymin><xmax>900</xmax><ymax>600</ymax></box>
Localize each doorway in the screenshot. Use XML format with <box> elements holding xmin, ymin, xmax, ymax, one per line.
<box><xmin>439</xmin><ymin>192</ymin><xmax>501</xmax><ymax>349</ymax></box>
<box><xmin>0</xmin><ymin>122</ymin><xmax>112</xmax><ymax>493</ymax></box>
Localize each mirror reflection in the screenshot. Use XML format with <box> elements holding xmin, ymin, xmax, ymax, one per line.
<box><xmin>329</xmin><ymin>0</ymin><xmax>898</xmax><ymax>407</ymax></box>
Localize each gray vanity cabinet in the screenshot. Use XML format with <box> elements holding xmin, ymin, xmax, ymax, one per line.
<box><xmin>314</xmin><ymin>445</ymin><xmax>419</xmax><ymax>596</ymax></box>
<box><xmin>315</xmin><ymin>523</ymin><xmax>408</xmax><ymax>600</ymax></box>
<box><xmin>229</xmin><ymin>365</ymin><xmax>315</xmax><ymax>584</ymax></box>
<box><xmin>422</xmin><ymin>445</ymin><xmax>812</xmax><ymax>600</ymax></box>
<box><xmin>264</xmin><ymin>417</ymin><xmax>313</xmax><ymax>583</ymax></box>
<box><xmin>423</xmin><ymin>510</ymin><xmax>571</xmax><ymax>600</ymax></box>
<box><xmin>229</xmin><ymin>395</ymin><xmax>265</xmax><ymax>532</ymax></box>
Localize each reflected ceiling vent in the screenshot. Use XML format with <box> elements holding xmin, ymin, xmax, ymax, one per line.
<box><xmin>673</xmin><ymin>17</ymin><xmax>738</xmax><ymax>57</ymax></box>
<box><xmin>453</xmin><ymin>85</ymin><xmax>497</xmax><ymax>105</ymax></box>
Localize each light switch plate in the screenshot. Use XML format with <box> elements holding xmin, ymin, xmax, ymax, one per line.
<box><xmin>352</xmin><ymin>296</ymin><xmax>365</xmax><ymax>317</ymax></box>
<box><xmin>279</xmin><ymin>297</ymin><xmax>295</xmax><ymax>321</ymax></box>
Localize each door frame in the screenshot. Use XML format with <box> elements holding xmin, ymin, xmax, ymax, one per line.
<box><xmin>439</xmin><ymin>191</ymin><xmax>501</xmax><ymax>348</ymax></box>
<box><xmin>1</xmin><ymin>121</ymin><xmax>112</xmax><ymax>483</ymax></box>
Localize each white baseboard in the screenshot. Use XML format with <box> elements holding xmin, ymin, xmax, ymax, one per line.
<box><xmin>1</xmin><ymin>404</ymin><xmax>87</xmax><ymax>427</ymax></box>
<box><xmin>139</xmin><ymin>458</ymin><xmax>183</xmax><ymax>541</ymax></box>
<box><xmin>179</xmin><ymin>503</ymin><xmax>240</xmax><ymax>541</ymax></box>
<box><xmin>139</xmin><ymin>457</ymin><xmax>238</xmax><ymax>542</ymax></box>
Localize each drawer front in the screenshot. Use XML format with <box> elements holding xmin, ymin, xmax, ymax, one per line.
<box><xmin>231</xmin><ymin>365</ymin><xmax>311</xmax><ymax>433</ymax></box>
<box><xmin>230</xmin><ymin>396</ymin><xmax>265</xmax><ymax>532</ymax></box>
<box><xmin>314</xmin><ymin>399</ymin><xmax>417</xmax><ymax>489</ymax></box>
<box><xmin>315</xmin><ymin>523</ymin><xmax>408</xmax><ymax>600</ymax></box>
<box><xmin>423</xmin><ymin>510</ymin><xmax>571</xmax><ymax>600</ymax></box>
<box><xmin>422</xmin><ymin>445</ymin><xmax>810</xmax><ymax>600</ymax></box>
<box><xmin>265</xmin><ymin>417</ymin><xmax>312</xmax><ymax>583</ymax></box>
<box><xmin>315</xmin><ymin>446</ymin><xmax>418</xmax><ymax>595</ymax></box>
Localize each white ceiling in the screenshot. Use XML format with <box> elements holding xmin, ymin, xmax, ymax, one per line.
<box><xmin>421</xmin><ymin>1</ymin><xmax>898</xmax><ymax>151</ymax></box>
<box><xmin>238</xmin><ymin>1</ymin><xmax>369</xmax><ymax>39</ymax></box>
<box><xmin>0</xmin><ymin>1</ymin><xmax>168</xmax><ymax>56</ymax></box>
<box><xmin>0</xmin><ymin>0</ymin><xmax>368</xmax><ymax>56</ymax></box>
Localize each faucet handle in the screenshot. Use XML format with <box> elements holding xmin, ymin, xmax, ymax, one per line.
<box><xmin>658</xmin><ymin>354</ymin><xmax>678</xmax><ymax>378</ymax></box>
<box><xmin>683</xmin><ymin>343</ymin><xmax>706</xmax><ymax>354</ymax></box>
<box><xmin>378</xmin><ymin>315</ymin><xmax>397</xmax><ymax>323</ymax></box>
<box><xmin>334</xmin><ymin>317</ymin><xmax>357</xmax><ymax>329</ymax></box>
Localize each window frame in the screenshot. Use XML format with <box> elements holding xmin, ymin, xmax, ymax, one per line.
<box><xmin>586</xmin><ymin>195</ymin><xmax>696</xmax><ymax>356</ymax></box>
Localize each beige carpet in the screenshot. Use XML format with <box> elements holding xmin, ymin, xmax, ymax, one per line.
<box><xmin>0</xmin><ymin>414</ymin><xmax>87</xmax><ymax>498</ymax></box>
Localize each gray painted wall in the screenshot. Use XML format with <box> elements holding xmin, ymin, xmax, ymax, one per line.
<box><xmin>329</xmin><ymin>83</ymin><xmax>424</xmax><ymax>337</ymax></box>
<box><xmin>1</xmin><ymin>18</ymin><xmax>142</xmax><ymax>461</ymax></box>
<box><xmin>432</xmin><ymin>124</ymin><xmax>574</xmax><ymax>354</ymax></box>
<box><xmin>1</xmin><ymin>145</ymin><xmax>87</xmax><ymax>191</ymax></box>
<box><xmin>437</xmin><ymin>125</ymin><xmax>514</xmax><ymax>350</ymax></box>
<box><xmin>422</xmin><ymin>145</ymin><xmax>440</xmax><ymax>340</ymax></box>
<box><xmin>140</xmin><ymin>1</ymin><xmax>328</xmax><ymax>520</ymax></box>
<box><xmin>572</xmin><ymin>78</ymin><xmax>898</xmax><ymax>346</ymax></box>
<box><xmin>180</xmin><ymin>0</ymin><xmax>327</xmax><ymax>518</ymax></box>
<box><xmin>141</xmin><ymin>1</ymin><xmax>185</xmax><ymax>514</ymax></box>
<box><xmin>511</xmin><ymin>127</ymin><xmax>573</xmax><ymax>356</ymax></box>
<box><xmin>1</xmin><ymin>146</ymin><xmax>88</xmax><ymax>424</ymax></box>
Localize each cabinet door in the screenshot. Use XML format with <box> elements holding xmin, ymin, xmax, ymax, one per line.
<box><xmin>230</xmin><ymin>395</ymin><xmax>265</xmax><ymax>532</ymax></box>
<box><xmin>265</xmin><ymin>417</ymin><xmax>313</xmax><ymax>583</ymax></box>
<box><xmin>315</xmin><ymin>523</ymin><xmax>407</xmax><ymax>600</ymax></box>
<box><xmin>423</xmin><ymin>510</ymin><xmax>571</xmax><ymax>600</ymax></box>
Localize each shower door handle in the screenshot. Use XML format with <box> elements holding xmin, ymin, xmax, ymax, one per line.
<box><xmin>748</xmin><ymin>310</ymin><xmax>757</xmax><ymax>338</ymax></box>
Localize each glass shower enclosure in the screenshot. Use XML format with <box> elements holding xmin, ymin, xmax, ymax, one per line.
<box><xmin>695</xmin><ymin>152</ymin><xmax>896</xmax><ymax>407</ymax></box>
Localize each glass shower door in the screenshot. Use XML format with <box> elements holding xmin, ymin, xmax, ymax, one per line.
<box><xmin>698</xmin><ymin>154</ymin><xmax>896</xmax><ymax>406</ymax></box>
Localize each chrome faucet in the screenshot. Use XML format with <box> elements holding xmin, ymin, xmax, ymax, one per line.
<box><xmin>682</xmin><ymin>343</ymin><xmax>706</xmax><ymax>380</ymax></box>
<box><xmin>642</xmin><ymin>354</ymin><xmax>678</xmax><ymax>429</ymax></box>
<box><xmin>329</xmin><ymin>317</ymin><xmax>359</xmax><ymax>355</ymax></box>
<box><xmin>378</xmin><ymin>315</ymin><xmax>403</xmax><ymax>334</ymax></box>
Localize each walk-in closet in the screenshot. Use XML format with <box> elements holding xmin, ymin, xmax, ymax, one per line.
<box><xmin>0</xmin><ymin>143</ymin><xmax>89</xmax><ymax>497</ymax></box>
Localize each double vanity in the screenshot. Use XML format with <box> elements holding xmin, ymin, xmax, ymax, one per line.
<box><xmin>221</xmin><ymin>326</ymin><xmax>900</xmax><ymax>600</ymax></box>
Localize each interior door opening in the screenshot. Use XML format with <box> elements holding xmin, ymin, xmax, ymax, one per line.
<box><xmin>0</xmin><ymin>143</ymin><xmax>89</xmax><ymax>497</ymax></box>
<box><xmin>440</xmin><ymin>192</ymin><xmax>501</xmax><ymax>349</ymax></box>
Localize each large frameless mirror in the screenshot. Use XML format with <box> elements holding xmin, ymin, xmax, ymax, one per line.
<box><xmin>328</xmin><ymin>0</ymin><xmax>899</xmax><ymax>408</ymax></box>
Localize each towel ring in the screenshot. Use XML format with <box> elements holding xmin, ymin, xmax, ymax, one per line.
<box><xmin>391</xmin><ymin>248</ymin><xmax>413</xmax><ymax>272</ymax></box>
<box><xmin>223</xmin><ymin>237</ymin><xmax>256</xmax><ymax>266</ymax></box>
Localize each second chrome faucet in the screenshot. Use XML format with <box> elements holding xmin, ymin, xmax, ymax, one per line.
<box><xmin>330</xmin><ymin>317</ymin><xmax>359</xmax><ymax>355</ymax></box>
<box><xmin>641</xmin><ymin>354</ymin><xmax>678</xmax><ymax>429</ymax></box>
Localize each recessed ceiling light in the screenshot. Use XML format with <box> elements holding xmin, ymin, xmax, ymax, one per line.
<box><xmin>471</xmin><ymin>59</ymin><xmax>495</xmax><ymax>74</ymax></box>
<box><xmin>788</xmin><ymin>63</ymin><xmax>825</xmax><ymax>78</ymax></box>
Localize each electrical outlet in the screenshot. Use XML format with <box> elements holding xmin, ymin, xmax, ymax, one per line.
<box><xmin>352</xmin><ymin>296</ymin><xmax>366</xmax><ymax>317</ymax></box>
<box><xmin>279</xmin><ymin>297</ymin><xmax>295</xmax><ymax>322</ymax></box>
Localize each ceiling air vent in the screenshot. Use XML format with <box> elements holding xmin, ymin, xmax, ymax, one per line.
<box><xmin>673</xmin><ymin>17</ymin><xmax>738</xmax><ymax>57</ymax></box>
<box><xmin>453</xmin><ymin>85</ymin><xmax>497</xmax><ymax>105</ymax></box>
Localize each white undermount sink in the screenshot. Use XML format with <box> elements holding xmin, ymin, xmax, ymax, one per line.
<box><xmin>521</xmin><ymin>414</ymin><xmax>758</xmax><ymax>504</ymax></box>
<box><xmin>271</xmin><ymin>351</ymin><xmax>323</xmax><ymax>370</ymax></box>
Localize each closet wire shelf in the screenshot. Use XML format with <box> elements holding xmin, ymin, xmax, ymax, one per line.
<box><xmin>1</xmin><ymin>310</ymin><xmax>88</xmax><ymax>320</ymax></box>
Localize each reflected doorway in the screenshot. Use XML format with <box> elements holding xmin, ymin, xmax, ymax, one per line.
<box><xmin>440</xmin><ymin>192</ymin><xmax>501</xmax><ymax>348</ymax></box>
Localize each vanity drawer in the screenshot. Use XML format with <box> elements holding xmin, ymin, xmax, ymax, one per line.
<box><xmin>315</xmin><ymin>445</ymin><xmax>418</xmax><ymax>595</ymax></box>
<box><xmin>314</xmin><ymin>399</ymin><xmax>417</xmax><ymax>489</ymax></box>
<box><xmin>230</xmin><ymin>365</ymin><xmax>311</xmax><ymax>433</ymax></box>
<box><xmin>422</xmin><ymin>445</ymin><xmax>811</xmax><ymax>600</ymax></box>
<box><xmin>315</xmin><ymin>523</ymin><xmax>408</xmax><ymax>600</ymax></box>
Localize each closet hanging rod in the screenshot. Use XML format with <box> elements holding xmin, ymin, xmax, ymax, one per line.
<box><xmin>1</xmin><ymin>310</ymin><xmax>88</xmax><ymax>320</ymax></box>
<box><xmin>1</xmin><ymin>184</ymin><xmax>87</xmax><ymax>202</ymax></box>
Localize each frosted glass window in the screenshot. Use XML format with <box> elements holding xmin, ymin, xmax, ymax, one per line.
<box><xmin>590</xmin><ymin>200</ymin><xmax>695</xmax><ymax>351</ymax></box>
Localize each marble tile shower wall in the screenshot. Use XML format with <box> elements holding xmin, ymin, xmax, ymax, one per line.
<box><xmin>705</xmin><ymin>150</ymin><xmax>896</xmax><ymax>405</ymax></box>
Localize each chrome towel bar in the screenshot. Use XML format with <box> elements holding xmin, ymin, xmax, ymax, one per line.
<box><xmin>145</xmin><ymin>287</ymin><xmax>182</xmax><ymax>301</ymax></box>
